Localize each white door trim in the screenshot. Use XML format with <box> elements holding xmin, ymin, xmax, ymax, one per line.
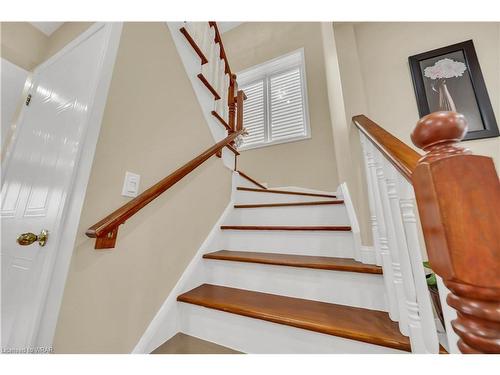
<box><xmin>2</xmin><ymin>22</ymin><xmax>123</xmax><ymax>349</ymax></box>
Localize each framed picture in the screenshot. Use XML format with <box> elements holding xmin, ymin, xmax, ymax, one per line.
<box><xmin>409</xmin><ymin>40</ymin><xmax>499</xmax><ymax>141</ymax></box>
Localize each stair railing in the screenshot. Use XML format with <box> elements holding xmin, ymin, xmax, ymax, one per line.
<box><xmin>180</xmin><ymin>22</ymin><xmax>245</xmax><ymax>136</ymax></box>
<box><xmin>87</xmin><ymin>22</ymin><xmax>246</xmax><ymax>249</ymax></box>
<box><xmin>354</xmin><ymin>112</ymin><xmax>500</xmax><ymax>354</ymax></box>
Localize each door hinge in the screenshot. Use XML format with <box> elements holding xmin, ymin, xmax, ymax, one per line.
<box><xmin>25</xmin><ymin>94</ymin><xmax>32</xmax><ymax>106</ymax></box>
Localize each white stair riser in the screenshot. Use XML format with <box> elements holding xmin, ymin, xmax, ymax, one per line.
<box><xmin>220</xmin><ymin>230</ymin><xmax>355</xmax><ymax>258</ymax></box>
<box><xmin>204</xmin><ymin>260</ymin><xmax>388</xmax><ymax>311</ymax></box>
<box><xmin>235</xmin><ymin>190</ymin><xmax>338</xmax><ymax>204</ymax></box>
<box><xmin>178</xmin><ymin>303</ymin><xmax>405</xmax><ymax>354</ymax></box>
<box><xmin>228</xmin><ymin>204</ymin><xmax>349</xmax><ymax>226</ymax></box>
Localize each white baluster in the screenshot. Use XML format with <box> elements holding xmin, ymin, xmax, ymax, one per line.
<box><xmin>364</xmin><ymin>140</ymin><xmax>399</xmax><ymax>321</ymax></box>
<box><xmin>218</xmin><ymin>61</ymin><xmax>227</xmax><ymax>112</ymax></box>
<box><xmin>374</xmin><ymin>151</ymin><xmax>408</xmax><ymax>335</ymax></box>
<box><xmin>359</xmin><ymin>134</ymin><xmax>382</xmax><ymax>266</ymax></box>
<box><xmin>220</xmin><ymin>74</ymin><xmax>229</xmax><ymax>123</ymax></box>
<box><xmin>385</xmin><ymin>160</ymin><xmax>440</xmax><ymax>352</ymax></box>
<box><xmin>201</xmin><ymin>33</ymin><xmax>215</xmax><ymax>87</ymax></box>
<box><xmin>397</xmin><ymin>175</ymin><xmax>439</xmax><ymax>353</ymax></box>
<box><xmin>211</xmin><ymin>43</ymin><xmax>221</xmax><ymax>96</ymax></box>
<box><xmin>435</xmin><ymin>275</ymin><xmax>460</xmax><ymax>353</ymax></box>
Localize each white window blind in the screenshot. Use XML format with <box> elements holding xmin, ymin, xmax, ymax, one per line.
<box><xmin>269</xmin><ymin>67</ymin><xmax>306</xmax><ymax>141</ymax></box>
<box><xmin>238</xmin><ymin>49</ymin><xmax>309</xmax><ymax>150</ymax></box>
<box><xmin>241</xmin><ymin>80</ymin><xmax>266</xmax><ymax>147</ymax></box>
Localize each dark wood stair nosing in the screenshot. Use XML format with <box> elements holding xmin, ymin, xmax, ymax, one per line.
<box><xmin>203</xmin><ymin>250</ymin><xmax>383</xmax><ymax>274</ymax></box>
<box><xmin>220</xmin><ymin>225</ymin><xmax>352</xmax><ymax>231</ymax></box>
<box><xmin>177</xmin><ymin>284</ymin><xmax>411</xmax><ymax>352</ymax></box>
<box><xmin>234</xmin><ymin>200</ymin><xmax>344</xmax><ymax>208</ymax></box>
<box><xmin>237</xmin><ymin>187</ymin><xmax>337</xmax><ymax>199</ymax></box>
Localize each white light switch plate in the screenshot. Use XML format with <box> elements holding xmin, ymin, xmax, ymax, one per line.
<box><xmin>122</xmin><ymin>171</ymin><xmax>140</xmax><ymax>198</ymax></box>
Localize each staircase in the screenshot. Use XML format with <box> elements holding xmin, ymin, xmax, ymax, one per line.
<box><xmin>129</xmin><ymin>21</ymin><xmax>436</xmax><ymax>354</ymax></box>
<box><xmin>143</xmin><ymin>171</ymin><xmax>411</xmax><ymax>353</ymax></box>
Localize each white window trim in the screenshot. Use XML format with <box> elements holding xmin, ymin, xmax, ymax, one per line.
<box><xmin>237</xmin><ymin>48</ymin><xmax>311</xmax><ymax>151</ymax></box>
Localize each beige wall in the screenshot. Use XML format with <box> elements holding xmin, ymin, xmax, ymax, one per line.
<box><xmin>331</xmin><ymin>22</ymin><xmax>500</xmax><ymax>245</ymax></box>
<box><xmin>0</xmin><ymin>22</ymin><xmax>49</xmax><ymax>70</ymax></box>
<box><xmin>223</xmin><ymin>22</ymin><xmax>340</xmax><ymax>191</ymax></box>
<box><xmin>33</xmin><ymin>23</ymin><xmax>232</xmax><ymax>353</ymax></box>
<box><xmin>335</xmin><ymin>22</ymin><xmax>500</xmax><ymax>166</ymax></box>
<box><xmin>0</xmin><ymin>22</ymin><xmax>94</xmax><ymax>70</ymax></box>
<box><xmin>321</xmin><ymin>23</ymin><xmax>372</xmax><ymax>244</ymax></box>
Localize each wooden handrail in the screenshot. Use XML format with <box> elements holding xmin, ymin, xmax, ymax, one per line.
<box><xmin>353</xmin><ymin>115</ymin><xmax>421</xmax><ymax>182</ymax></box>
<box><xmin>86</xmin><ymin>129</ymin><xmax>245</xmax><ymax>249</ymax></box>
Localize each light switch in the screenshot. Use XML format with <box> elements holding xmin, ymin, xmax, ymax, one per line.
<box><xmin>122</xmin><ymin>171</ymin><xmax>141</xmax><ymax>198</ymax></box>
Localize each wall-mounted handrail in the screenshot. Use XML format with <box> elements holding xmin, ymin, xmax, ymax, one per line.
<box><xmin>86</xmin><ymin>129</ymin><xmax>245</xmax><ymax>249</ymax></box>
<box><xmin>353</xmin><ymin>115</ymin><xmax>420</xmax><ymax>182</ymax></box>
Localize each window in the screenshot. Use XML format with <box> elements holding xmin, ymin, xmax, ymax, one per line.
<box><xmin>238</xmin><ymin>49</ymin><xmax>310</xmax><ymax>150</ymax></box>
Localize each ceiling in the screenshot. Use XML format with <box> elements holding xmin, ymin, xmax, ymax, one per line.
<box><xmin>29</xmin><ymin>22</ymin><xmax>241</xmax><ymax>37</ymax></box>
<box><xmin>30</xmin><ymin>22</ymin><xmax>64</xmax><ymax>36</ymax></box>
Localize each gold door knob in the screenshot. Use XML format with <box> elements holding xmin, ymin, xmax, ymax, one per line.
<box><xmin>16</xmin><ymin>229</ymin><xmax>49</xmax><ymax>247</ymax></box>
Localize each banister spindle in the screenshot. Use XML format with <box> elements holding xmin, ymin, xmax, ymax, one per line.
<box><xmin>236</xmin><ymin>90</ymin><xmax>245</xmax><ymax>132</ymax></box>
<box><xmin>411</xmin><ymin>111</ymin><xmax>500</xmax><ymax>354</ymax></box>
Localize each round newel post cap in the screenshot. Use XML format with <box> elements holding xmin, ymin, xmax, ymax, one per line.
<box><xmin>411</xmin><ymin>111</ymin><xmax>468</xmax><ymax>151</ymax></box>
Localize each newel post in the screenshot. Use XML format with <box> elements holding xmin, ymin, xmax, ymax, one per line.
<box><xmin>411</xmin><ymin>111</ymin><xmax>500</xmax><ymax>354</ymax></box>
<box><xmin>228</xmin><ymin>74</ymin><xmax>237</xmax><ymax>132</ymax></box>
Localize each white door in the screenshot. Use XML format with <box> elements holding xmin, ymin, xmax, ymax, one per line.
<box><xmin>1</xmin><ymin>23</ymin><xmax>116</xmax><ymax>350</ymax></box>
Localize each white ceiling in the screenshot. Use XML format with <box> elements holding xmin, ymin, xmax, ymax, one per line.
<box><xmin>30</xmin><ymin>22</ymin><xmax>64</xmax><ymax>36</ymax></box>
<box><xmin>29</xmin><ymin>22</ymin><xmax>240</xmax><ymax>37</ymax></box>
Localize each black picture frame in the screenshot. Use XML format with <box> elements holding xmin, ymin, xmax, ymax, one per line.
<box><xmin>409</xmin><ymin>40</ymin><xmax>499</xmax><ymax>141</ymax></box>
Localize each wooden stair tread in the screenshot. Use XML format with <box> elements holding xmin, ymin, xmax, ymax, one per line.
<box><xmin>235</xmin><ymin>200</ymin><xmax>344</xmax><ymax>208</ymax></box>
<box><xmin>237</xmin><ymin>187</ymin><xmax>336</xmax><ymax>198</ymax></box>
<box><xmin>237</xmin><ymin>170</ymin><xmax>267</xmax><ymax>190</ymax></box>
<box><xmin>177</xmin><ymin>284</ymin><xmax>411</xmax><ymax>352</ymax></box>
<box><xmin>203</xmin><ymin>250</ymin><xmax>383</xmax><ymax>274</ymax></box>
<box><xmin>221</xmin><ymin>225</ymin><xmax>351</xmax><ymax>231</ymax></box>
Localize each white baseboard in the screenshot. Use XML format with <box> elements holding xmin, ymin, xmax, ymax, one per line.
<box><xmin>361</xmin><ymin>246</ymin><xmax>377</xmax><ymax>265</ymax></box>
